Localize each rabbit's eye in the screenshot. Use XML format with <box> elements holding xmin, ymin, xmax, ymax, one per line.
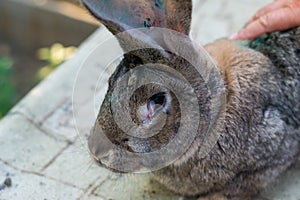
<box><xmin>147</xmin><ymin>92</ymin><xmax>167</xmax><ymax>115</ymax></box>
<box><xmin>148</xmin><ymin>92</ymin><xmax>166</xmax><ymax>106</ymax></box>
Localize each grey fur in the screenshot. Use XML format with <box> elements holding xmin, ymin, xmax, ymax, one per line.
<box><xmin>82</xmin><ymin>0</ymin><xmax>300</xmax><ymax>199</ymax></box>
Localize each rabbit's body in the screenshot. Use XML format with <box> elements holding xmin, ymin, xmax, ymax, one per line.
<box><xmin>82</xmin><ymin>0</ymin><xmax>300</xmax><ymax>199</ymax></box>
<box><xmin>154</xmin><ymin>28</ymin><xmax>300</xmax><ymax>198</ymax></box>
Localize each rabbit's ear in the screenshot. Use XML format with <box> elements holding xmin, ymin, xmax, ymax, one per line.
<box><xmin>82</xmin><ymin>0</ymin><xmax>192</xmax><ymax>35</ymax></box>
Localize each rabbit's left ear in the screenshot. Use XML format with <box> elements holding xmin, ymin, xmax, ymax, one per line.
<box><xmin>82</xmin><ymin>0</ymin><xmax>192</xmax><ymax>35</ymax></box>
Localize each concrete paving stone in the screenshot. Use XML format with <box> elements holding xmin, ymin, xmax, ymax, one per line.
<box><xmin>72</xmin><ymin>36</ymin><xmax>120</xmax><ymax>138</ymax></box>
<box><xmin>0</xmin><ymin>161</ymin><xmax>83</xmax><ymax>200</ymax></box>
<box><xmin>9</xmin><ymin>49</ymin><xmax>78</xmax><ymax>122</ymax></box>
<box><xmin>43</xmin><ymin>138</ymin><xmax>109</xmax><ymax>190</ymax></box>
<box><xmin>91</xmin><ymin>173</ymin><xmax>195</xmax><ymax>200</ymax></box>
<box><xmin>78</xmin><ymin>194</ymin><xmax>105</xmax><ymax>200</ymax></box>
<box><xmin>191</xmin><ymin>0</ymin><xmax>273</xmax><ymax>44</ymax></box>
<box><xmin>0</xmin><ymin>114</ymin><xmax>67</xmax><ymax>172</ymax></box>
<box><xmin>71</xmin><ymin>60</ymin><xmax>112</xmax><ymax>134</ymax></box>
<box><xmin>259</xmin><ymin>162</ymin><xmax>300</xmax><ymax>200</ymax></box>
<box><xmin>41</xmin><ymin>100</ymin><xmax>78</xmax><ymax>142</ymax></box>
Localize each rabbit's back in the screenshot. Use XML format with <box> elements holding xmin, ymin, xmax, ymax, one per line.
<box><xmin>249</xmin><ymin>27</ymin><xmax>300</xmax><ymax>126</ymax></box>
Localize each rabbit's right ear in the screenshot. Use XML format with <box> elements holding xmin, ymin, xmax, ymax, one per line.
<box><xmin>82</xmin><ymin>0</ymin><xmax>193</xmax><ymax>61</ymax></box>
<box><xmin>82</xmin><ymin>0</ymin><xmax>192</xmax><ymax>35</ymax></box>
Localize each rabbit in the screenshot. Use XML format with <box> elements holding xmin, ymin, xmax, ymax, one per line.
<box><xmin>82</xmin><ymin>0</ymin><xmax>300</xmax><ymax>199</ymax></box>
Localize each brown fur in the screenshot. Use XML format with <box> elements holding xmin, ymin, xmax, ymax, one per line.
<box><xmin>82</xmin><ymin>0</ymin><xmax>300</xmax><ymax>199</ymax></box>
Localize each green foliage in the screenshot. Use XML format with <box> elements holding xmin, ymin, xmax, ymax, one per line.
<box><xmin>37</xmin><ymin>43</ymin><xmax>77</xmax><ymax>80</ymax></box>
<box><xmin>0</xmin><ymin>43</ymin><xmax>77</xmax><ymax>119</ymax></box>
<box><xmin>0</xmin><ymin>57</ymin><xmax>17</xmax><ymax>118</ymax></box>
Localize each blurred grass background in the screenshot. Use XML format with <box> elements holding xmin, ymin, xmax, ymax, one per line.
<box><xmin>0</xmin><ymin>0</ymin><xmax>98</xmax><ymax>119</ymax></box>
<box><xmin>0</xmin><ymin>42</ymin><xmax>76</xmax><ymax>118</ymax></box>
<box><xmin>0</xmin><ymin>57</ymin><xmax>16</xmax><ymax>118</ymax></box>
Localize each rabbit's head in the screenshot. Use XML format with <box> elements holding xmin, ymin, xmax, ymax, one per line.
<box><xmin>83</xmin><ymin>0</ymin><xmax>226</xmax><ymax>173</ymax></box>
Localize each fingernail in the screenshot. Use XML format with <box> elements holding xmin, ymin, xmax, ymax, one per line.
<box><xmin>229</xmin><ymin>32</ymin><xmax>239</xmax><ymax>40</ymax></box>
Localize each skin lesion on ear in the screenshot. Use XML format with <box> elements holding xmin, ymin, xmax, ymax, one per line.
<box><xmin>82</xmin><ymin>0</ymin><xmax>192</xmax><ymax>34</ymax></box>
<box><xmin>82</xmin><ymin>0</ymin><xmax>166</xmax><ymax>30</ymax></box>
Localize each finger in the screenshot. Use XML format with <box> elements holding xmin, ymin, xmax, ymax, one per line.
<box><xmin>245</xmin><ymin>0</ymin><xmax>290</xmax><ymax>27</ymax></box>
<box><xmin>231</xmin><ymin>5</ymin><xmax>300</xmax><ymax>40</ymax></box>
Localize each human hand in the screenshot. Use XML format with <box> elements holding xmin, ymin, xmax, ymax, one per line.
<box><xmin>230</xmin><ymin>0</ymin><xmax>300</xmax><ymax>40</ymax></box>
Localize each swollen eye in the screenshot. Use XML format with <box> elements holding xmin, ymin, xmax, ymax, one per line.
<box><xmin>147</xmin><ymin>92</ymin><xmax>166</xmax><ymax>114</ymax></box>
